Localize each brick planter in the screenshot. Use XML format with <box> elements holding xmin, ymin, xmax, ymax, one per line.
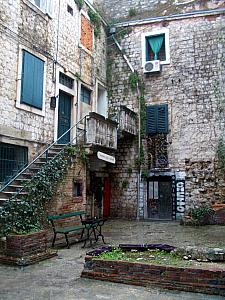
<box><xmin>0</xmin><ymin>230</ymin><xmax>57</xmax><ymax>266</ymax></box>
<box><xmin>82</xmin><ymin>256</ymin><xmax>225</xmax><ymax>296</ymax></box>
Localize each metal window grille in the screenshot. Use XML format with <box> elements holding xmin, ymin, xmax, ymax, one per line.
<box><xmin>0</xmin><ymin>143</ymin><xmax>28</xmax><ymax>184</ymax></box>
<box><xmin>59</xmin><ymin>72</ymin><xmax>74</xmax><ymax>89</ymax></box>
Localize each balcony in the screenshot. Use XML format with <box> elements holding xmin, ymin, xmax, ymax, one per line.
<box><xmin>118</xmin><ymin>106</ymin><xmax>137</xmax><ymax>136</ymax></box>
<box><xmin>86</xmin><ymin>112</ymin><xmax>117</xmax><ymax>150</ymax></box>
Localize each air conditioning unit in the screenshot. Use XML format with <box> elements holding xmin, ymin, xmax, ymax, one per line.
<box><xmin>143</xmin><ymin>60</ymin><xmax>161</xmax><ymax>73</ymax></box>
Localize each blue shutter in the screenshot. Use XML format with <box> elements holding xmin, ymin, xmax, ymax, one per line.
<box><xmin>21</xmin><ymin>50</ymin><xmax>44</xmax><ymax>109</ymax></box>
<box><xmin>157</xmin><ymin>104</ymin><xmax>168</xmax><ymax>134</ymax></box>
<box><xmin>146</xmin><ymin>105</ymin><xmax>157</xmax><ymax>134</ymax></box>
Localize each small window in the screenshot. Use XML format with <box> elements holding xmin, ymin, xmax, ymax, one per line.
<box><xmin>146</xmin><ymin>34</ymin><xmax>166</xmax><ymax>61</ymax></box>
<box><xmin>67</xmin><ymin>5</ymin><xmax>73</xmax><ymax>15</ymax></box>
<box><xmin>0</xmin><ymin>143</ymin><xmax>28</xmax><ymax>183</ymax></box>
<box><xmin>142</xmin><ymin>29</ymin><xmax>170</xmax><ymax>65</ymax></box>
<box><xmin>146</xmin><ymin>104</ymin><xmax>168</xmax><ymax>135</ymax></box>
<box><xmin>21</xmin><ymin>50</ymin><xmax>44</xmax><ymax>110</ymax></box>
<box><xmin>73</xmin><ymin>182</ymin><xmax>82</xmax><ymax>197</ymax></box>
<box><xmin>59</xmin><ymin>72</ymin><xmax>74</xmax><ymax>89</ymax></box>
<box><xmin>80</xmin><ymin>85</ymin><xmax>91</xmax><ymax>105</ymax></box>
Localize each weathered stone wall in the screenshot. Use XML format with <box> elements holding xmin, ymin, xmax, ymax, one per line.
<box><xmin>110</xmin><ymin>137</ymin><xmax>138</xmax><ymax>219</ymax></box>
<box><xmin>95</xmin><ymin>0</ymin><xmax>224</xmax><ymax>21</ymax></box>
<box><xmin>107</xmin><ymin>12</ymin><xmax>225</xmax><ymax>215</ymax></box>
<box><xmin>0</xmin><ymin>0</ymin><xmax>107</xmax><ymax>160</ymax></box>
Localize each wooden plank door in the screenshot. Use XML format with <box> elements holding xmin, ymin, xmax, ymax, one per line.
<box><xmin>57</xmin><ymin>90</ymin><xmax>72</xmax><ymax>144</ymax></box>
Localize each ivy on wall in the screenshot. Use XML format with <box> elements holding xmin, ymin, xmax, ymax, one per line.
<box><xmin>74</xmin><ymin>0</ymin><xmax>84</xmax><ymax>10</ymax></box>
<box><xmin>0</xmin><ymin>146</ymin><xmax>87</xmax><ymax>236</ymax></box>
<box><xmin>88</xmin><ymin>8</ymin><xmax>101</xmax><ymax>37</ymax></box>
<box><xmin>217</xmin><ymin>138</ymin><xmax>225</xmax><ymax>174</ymax></box>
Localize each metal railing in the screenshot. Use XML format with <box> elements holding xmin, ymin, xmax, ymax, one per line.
<box><xmin>0</xmin><ymin>116</ymin><xmax>87</xmax><ymax>194</ymax></box>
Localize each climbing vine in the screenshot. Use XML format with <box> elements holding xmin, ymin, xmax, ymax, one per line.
<box><xmin>88</xmin><ymin>8</ymin><xmax>101</xmax><ymax>38</ymax></box>
<box><xmin>0</xmin><ymin>146</ymin><xmax>85</xmax><ymax>236</ymax></box>
<box><xmin>74</xmin><ymin>0</ymin><xmax>84</xmax><ymax>10</ymax></box>
<box><xmin>217</xmin><ymin>138</ymin><xmax>225</xmax><ymax>173</ymax></box>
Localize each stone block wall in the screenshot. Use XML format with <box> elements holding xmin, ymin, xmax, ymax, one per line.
<box><xmin>110</xmin><ymin>137</ymin><xmax>138</xmax><ymax>219</ymax></box>
<box><xmin>95</xmin><ymin>0</ymin><xmax>224</xmax><ymax>21</ymax></box>
<box><xmin>107</xmin><ymin>12</ymin><xmax>225</xmax><ymax>214</ymax></box>
<box><xmin>0</xmin><ymin>0</ymin><xmax>107</xmax><ymax>161</ymax></box>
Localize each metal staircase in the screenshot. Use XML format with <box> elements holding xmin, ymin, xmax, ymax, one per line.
<box><xmin>0</xmin><ymin>117</ymin><xmax>87</xmax><ymax>208</ymax></box>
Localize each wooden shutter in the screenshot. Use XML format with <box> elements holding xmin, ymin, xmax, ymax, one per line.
<box><xmin>157</xmin><ymin>104</ymin><xmax>168</xmax><ymax>134</ymax></box>
<box><xmin>146</xmin><ymin>105</ymin><xmax>157</xmax><ymax>134</ymax></box>
<box><xmin>146</xmin><ymin>104</ymin><xmax>168</xmax><ymax>135</ymax></box>
<box><xmin>21</xmin><ymin>50</ymin><xmax>44</xmax><ymax>110</ymax></box>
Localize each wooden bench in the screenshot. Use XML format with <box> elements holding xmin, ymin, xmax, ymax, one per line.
<box><xmin>48</xmin><ymin>211</ymin><xmax>90</xmax><ymax>249</ymax></box>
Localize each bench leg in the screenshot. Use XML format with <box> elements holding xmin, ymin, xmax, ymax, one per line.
<box><xmin>79</xmin><ymin>228</ymin><xmax>85</xmax><ymax>241</ymax></box>
<box><xmin>65</xmin><ymin>233</ymin><xmax>70</xmax><ymax>249</ymax></box>
<box><xmin>52</xmin><ymin>232</ymin><xmax>57</xmax><ymax>247</ymax></box>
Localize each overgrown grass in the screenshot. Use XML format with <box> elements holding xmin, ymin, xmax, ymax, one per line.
<box><xmin>97</xmin><ymin>248</ymin><xmax>194</xmax><ymax>267</ymax></box>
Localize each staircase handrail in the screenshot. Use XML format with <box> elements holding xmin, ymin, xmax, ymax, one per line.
<box><xmin>0</xmin><ymin>115</ymin><xmax>88</xmax><ymax>193</ymax></box>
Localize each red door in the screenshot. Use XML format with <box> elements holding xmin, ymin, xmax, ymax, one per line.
<box><xmin>103</xmin><ymin>178</ymin><xmax>110</xmax><ymax>218</ymax></box>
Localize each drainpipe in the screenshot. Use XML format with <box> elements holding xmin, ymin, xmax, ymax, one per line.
<box><xmin>111</xmin><ymin>35</ymin><xmax>141</xmax><ymax>221</ymax></box>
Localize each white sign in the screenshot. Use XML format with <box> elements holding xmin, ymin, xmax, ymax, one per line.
<box><xmin>176</xmin><ymin>180</ymin><xmax>185</xmax><ymax>218</ymax></box>
<box><xmin>97</xmin><ymin>151</ymin><xmax>115</xmax><ymax>164</ymax></box>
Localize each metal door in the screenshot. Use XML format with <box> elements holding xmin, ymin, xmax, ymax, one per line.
<box><xmin>147</xmin><ymin>177</ymin><xmax>172</xmax><ymax>220</ymax></box>
<box><xmin>57</xmin><ymin>90</ymin><xmax>72</xmax><ymax>144</ymax></box>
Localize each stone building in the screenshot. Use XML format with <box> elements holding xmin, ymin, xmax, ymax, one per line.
<box><xmin>0</xmin><ymin>0</ymin><xmax>224</xmax><ymax>225</ymax></box>
<box><xmin>0</xmin><ymin>0</ymin><xmax>136</xmax><ymax>223</ymax></box>
<box><xmin>98</xmin><ymin>0</ymin><xmax>225</xmax><ymax>220</ymax></box>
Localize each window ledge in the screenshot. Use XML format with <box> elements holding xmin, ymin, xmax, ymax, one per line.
<box><xmin>22</xmin><ymin>0</ymin><xmax>52</xmax><ymax>21</ymax></box>
<box><xmin>16</xmin><ymin>102</ymin><xmax>45</xmax><ymax>117</ymax></box>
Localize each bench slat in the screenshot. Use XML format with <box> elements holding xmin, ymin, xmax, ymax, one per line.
<box><xmin>55</xmin><ymin>225</ymin><xmax>86</xmax><ymax>233</ymax></box>
<box><xmin>48</xmin><ymin>211</ymin><xmax>86</xmax><ymax>220</ymax></box>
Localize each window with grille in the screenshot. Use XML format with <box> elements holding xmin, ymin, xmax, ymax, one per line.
<box><xmin>59</xmin><ymin>72</ymin><xmax>74</xmax><ymax>89</ymax></box>
<box><xmin>0</xmin><ymin>143</ymin><xmax>28</xmax><ymax>183</ymax></box>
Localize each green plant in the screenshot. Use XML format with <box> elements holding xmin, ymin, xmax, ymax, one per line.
<box><xmin>127</xmin><ymin>167</ymin><xmax>132</xmax><ymax>176</ymax></box>
<box><xmin>74</xmin><ymin>0</ymin><xmax>84</xmax><ymax>10</ymax></box>
<box><xmin>88</xmin><ymin>8</ymin><xmax>101</xmax><ymax>37</ymax></box>
<box><xmin>128</xmin><ymin>7</ymin><xmax>137</xmax><ymax>17</ymax></box>
<box><xmin>0</xmin><ymin>147</ymin><xmax>73</xmax><ymax>236</ymax></box>
<box><xmin>189</xmin><ymin>207</ymin><xmax>215</xmax><ymax>225</ymax></box>
<box><xmin>128</xmin><ymin>72</ymin><xmax>139</xmax><ymax>91</ymax></box>
<box><xmin>122</xmin><ymin>180</ymin><xmax>129</xmax><ymax>189</ymax></box>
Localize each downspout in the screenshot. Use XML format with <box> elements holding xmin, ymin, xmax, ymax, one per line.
<box><xmin>111</xmin><ymin>35</ymin><xmax>141</xmax><ymax>221</ymax></box>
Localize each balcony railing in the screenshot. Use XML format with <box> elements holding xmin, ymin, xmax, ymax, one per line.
<box><xmin>119</xmin><ymin>106</ymin><xmax>137</xmax><ymax>135</ymax></box>
<box><xmin>86</xmin><ymin>112</ymin><xmax>117</xmax><ymax>150</ymax></box>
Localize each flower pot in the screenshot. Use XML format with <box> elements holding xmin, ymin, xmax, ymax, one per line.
<box><xmin>6</xmin><ymin>230</ymin><xmax>48</xmax><ymax>258</ymax></box>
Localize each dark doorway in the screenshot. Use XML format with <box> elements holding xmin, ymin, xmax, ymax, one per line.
<box><xmin>103</xmin><ymin>177</ymin><xmax>110</xmax><ymax>218</ymax></box>
<box><xmin>57</xmin><ymin>90</ymin><xmax>72</xmax><ymax>144</ymax></box>
<box><xmin>147</xmin><ymin>176</ymin><xmax>172</xmax><ymax>220</ymax></box>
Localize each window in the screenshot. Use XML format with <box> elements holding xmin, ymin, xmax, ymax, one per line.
<box><xmin>73</xmin><ymin>182</ymin><xmax>82</xmax><ymax>197</ymax></box>
<box><xmin>0</xmin><ymin>143</ymin><xmax>28</xmax><ymax>183</ymax></box>
<box><xmin>146</xmin><ymin>104</ymin><xmax>168</xmax><ymax>135</ymax></box>
<box><xmin>67</xmin><ymin>4</ymin><xmax>73</xmax><ymax>15</ymax></box>
<box><xmin>142</xmin><ymin>29</ymin><xmax>170</xmax><ymax>65</ymax></box>
<box><xmin>29</xmin><ymin>0</ymin><xmax>53</xmax><ymax>15</ymax></box>
<box><xmin>80</xmin><ymin>85</ymin><xmax>91</xmax><ymax>105</ymax></box>
<box><xmin>59</xmin><ymin>72</ymin><xmax>74</xmax><ymax>89</ymax></box>
<box><xmin>20</xmin><ymin>50</ymin><xmax>44</xmax><ymax>110</ymax></box>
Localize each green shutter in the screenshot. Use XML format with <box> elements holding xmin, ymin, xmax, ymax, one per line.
<box><xmin>21</xmin><ymin>50</ymin><xmax>44</xmax><ymax>109</ymax></box>
<box><xmin>146</xmin><ymin>104</ymin><xmax>168</xmax><ymax>135</ymax></box>
<box><xmin>146</xmin><ymin>105</ymin><xmax>157</xmax><ymax>134</ymax></box>
<box><xmin>157</xmin><ymin>104</ymin><xmax>168</xmax><ymax>134</ymax></box>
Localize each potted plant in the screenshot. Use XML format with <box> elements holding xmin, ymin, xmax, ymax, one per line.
<box><xmin>0</xmin><ymin>147</ymin><xmax>73</xmax><ymax>265</ymax></box>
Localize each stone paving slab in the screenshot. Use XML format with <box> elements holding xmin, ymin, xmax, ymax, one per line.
<box><xmin>0</xmin><ymin>220</ymin><xmax>225</xmax><ymax>300</ymax></box>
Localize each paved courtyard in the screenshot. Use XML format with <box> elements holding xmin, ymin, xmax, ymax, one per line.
<box><xmin>0</xmin><ymin>220</ymin><xmax>225</xmax><ymax>300</ymax></box>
